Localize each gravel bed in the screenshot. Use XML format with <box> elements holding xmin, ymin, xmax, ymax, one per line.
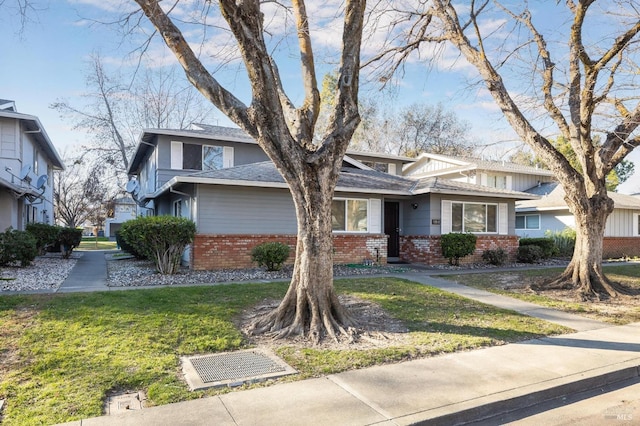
<box><xmin>106</xmin><ymin>257</ymin><xmax>410</xmax><ymax>287</ymax></box>
<box><xmin>0</xmin><ymin>252</ymin><xmax>82</xmax><ymax>292</ymax></box>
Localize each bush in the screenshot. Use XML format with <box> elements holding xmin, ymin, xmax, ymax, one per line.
<box><xmin>545</xmin><ymin>228</ymin><xmax>576</xmax><ymax>258</ymax></box>
<box><xmin>441</xmin><ymin>233</ymin><xmax>477</xmax><ymax>266</ymax></box>
<box><xmin>26</xmin><ymin>223</ymin><xmax>60</xmax><ymax>255</ymax></box>
<box><xmin>251</xmin><ymin>242</ymin><xmax>291</xmax><ymax>271</ymax></box>
<box><xmin>115</xmin><ymin>229</ymin><xmax>146</xmax><ymax>259</ymax></box>
<box><xmin>119</xmin><ymin>216</ymin><xmax>196</xmax><ymax>274</ymax></box>
<box><xmin>519</xmin><ymin>237</ymin><xmax>556</xmax><ymax>259</ymax></box>
<box><xmin>0</xmin><ymin>228</ymin><xmax>38</xmax><ymax>267</ymax></box>
<box><xmin>482</xmin><ymin>248</ymin><xmax>508</xmax><ymax>266</ymax></box>
<box><xmin>57</xmin><ymin>227</ymin><xmax>83</xmax><ymax>259</ymax></box>
<box><xmin>516</xmin><ymin>245</ymin><xmax>544</xmax><ymax>263</ymax></box>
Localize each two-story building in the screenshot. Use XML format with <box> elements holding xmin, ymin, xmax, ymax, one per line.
<box><xmin>0</xmin><ymin>99</ymin><xmax>64</xmax><ymax>231</ymax></box>
<box><xmin>126</xmin><ymin>125</ymin><xmax>539</xmax><ymax>269</ymax></box>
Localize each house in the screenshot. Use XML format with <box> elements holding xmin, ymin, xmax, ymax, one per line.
<box><xmin>0</xmin><ymin>100</ymin><xmax>64</xmax><ymax>232</ymax></box>
<box><xmin>126</xmin><ymin>125</ymin><xmax>539</xmax><ymax>269</ymax></box>
<box><xmin>104</xmin><ymin>196</ymin><xmax>138</xmax><ymax>238</ymax></box>
<box><xmin>516</xmin><ymin>182</ymin><xmax>640</xmax><ymax>258</ymax></box>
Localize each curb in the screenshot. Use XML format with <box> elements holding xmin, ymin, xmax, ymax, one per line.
<box><xmin>406</xmin><ymin>361</ymin><xmax>640</xmax><ymax>425</ymax></box>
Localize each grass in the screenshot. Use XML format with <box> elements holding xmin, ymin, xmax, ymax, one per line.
<box><xmin>0</xmin><ymin>277</ymin><xmax>570</xmax><ymax>425</ymax></box>
<box><xmin>77</xmin><ymin>238</ymin><xmax>118</xmax><ymax>250</ymax></box>
<box><xmin>438</xmin><ymin>264</ymin><xmax>640</xmax><ymax>324</ymax></box>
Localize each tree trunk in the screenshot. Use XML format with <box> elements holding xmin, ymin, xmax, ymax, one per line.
<box><xmin>249</xmin><ymin>163</ymin><xmax>356</xmax><ymax>344</ymax></box>
<box><xmin>539</xmin><ymin>191</ymin><xmax>634</xmax><ymax>299</ymax></box>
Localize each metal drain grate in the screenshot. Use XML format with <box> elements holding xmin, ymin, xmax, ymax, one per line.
<box><xmin>182</xmin><ymin>349</ymin><xmax>297</xmax><ymax>390</ymax></box>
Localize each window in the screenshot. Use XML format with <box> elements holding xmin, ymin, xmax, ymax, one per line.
<box><xmin>634</xmin><ymin>213</ymin><xmax>640</xmax><ymax>236</ymax></box>
<box><xmin>203</xmin><ymin>146</ymin><xmax>223</xmax><ymax>171</ymax></box>
<box><xmin>171</xmin><ymin>142</ymin><xmax>233</xmax><ymax>170</ymax></box>
<box><xmin>451</xmin><ymin>202</ymin><xmax>498</xmax><ymax>233</ymax></box>
<box><xmin>173</xmin><ymin>200</ymin><xmax>182</xmax><ymax>217</ymax></box>
<box><xmin>516</xmin><ymin>214</ymin><xmax>540</xmax><ymax>230</ymax></box>
<box><xmin>361</xmin><ymin>161</ymin><xmax>389</xmax><ymax>173</ymax></box>
<box><xmin>332</xmin><ymin>199</ymin><xmax>368</xmax><ymax>232</ymax></box>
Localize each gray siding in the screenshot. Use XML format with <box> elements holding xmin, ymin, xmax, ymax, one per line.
<box><xmin>197</xmin><ymin>186</ymin><xmax>297</xmax><ymax>234</ymax></box>
<box><xmin>403</xmin><ymin>193</ymin><xmax>517</xmax><ymax>236</ymax></box>
<box><xmin>516</xmin><ymin>208</ymin><xmax>640</xmax><ymax>238</ymax></box>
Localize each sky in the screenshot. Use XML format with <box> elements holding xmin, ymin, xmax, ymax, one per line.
<box><xmin>1</xmin><ymin>0</ymin><xmax>639</xmax><ymax>194</ymax></box>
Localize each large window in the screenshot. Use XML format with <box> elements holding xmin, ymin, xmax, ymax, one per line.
<box><xmin>451</xmin><ymin>202</ymin><xmax>498</xmax><ymax>233</ymax></box>
<box><xmin>171</xmin><ymin>142</ymin><xmax>233</xmax><ymax>170</ymax></box>
<box><xmin>516</xmin><ymin>214</ymin><xmax>540</xmax><ymax>230</ymax></box>
<box><xmin>332</xmin><ymin>199</ymin><xmax>368</xmax><ymax>232</ymax></box>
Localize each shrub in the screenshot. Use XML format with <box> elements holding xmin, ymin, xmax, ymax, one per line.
<box><xmin>57</xmin><ymin>227</ymin><xmax>83</xmax><ymax>259</ymax></box>
<box><xmin>115</xmin><ymin>229</ymin><xmax>146</xmax><ymax>259</ymax></box>
<box><xmin>26</xmin><ymin>223</ymin><xmax>60</xmax><ymax>255</ymax></box>
<box><xmin>482</xmin><ymin>248</ymin><xmax>508</xmax><ymax>266</ymax></box>
<box><xmin>516</xmin><ymin>245</ymin><xmax>544</xmax><ymax>263</ymax></box>
<box><xmin>545</xmin><ymin>228</ymin><xmax>576</xmax><ymax>258</ymax></box>
<box><xmin>251</xmin><ymin>242</ymin><xmax>291</xmax><ymax>271</ymax></box>
<box><xmin>519</xmin><ymin>237</ymin><xmax>556</xmax><ymax>259</ymax></box>
<box><xmin>119</xmin><ymin>216</ymin><xmax>196</xmax><ymax>274</ymax></box>
<box><xmin>441</xmin><ymin>233</ymin><xmax>477</xmax><ymax>266</ymax></box>
<box><xmin>0</xmin><ymin>228</ymin><xmax>38</xmax><ymax>267</ymax></box>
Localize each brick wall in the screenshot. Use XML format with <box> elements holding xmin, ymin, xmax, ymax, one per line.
<box><xmin>191</xmin><ymin>234</ymin><xmax>388</xmax><ymax>270</ymax></box>
<box><xmin>603</xmin><ymin>237</ymin><xmax>640</xmax><ymax>259</ymax></box>
<box><xmin>400</xmin><ymin>235</ymin><xmax>519</xmax><ymax>266</ymax></box>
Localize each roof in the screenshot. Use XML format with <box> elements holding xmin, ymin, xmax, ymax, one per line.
<box><xmin>145</xmin><ymin>161</ymin><xmax>539</xmax><ymax>201</ymax></box>
<box><xmin>128</xmin><ymin>124</ymin><xmax>418</xmax><ymax>174</ymax></box>
<box><xmin>0</xmin><ymin>175</ymin><xmax>43</xmax><ymax>200</ymax></box>
<box><xmin>404</xmin><ymin>152</ymin><xmax>554</xmax><ymax>177</ymax></box>
<box><xmin>0</xmin><ymin>109</ymin><xmax>64</xmax><ymax>170</ymax></box>
<box><xmin>517</xmin><ymin>184</ymin><xmax>640</xmax><ymax>211</ymax></box>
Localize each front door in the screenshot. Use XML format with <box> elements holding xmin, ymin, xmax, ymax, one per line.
<box><xmin>384</xmin><ymin>201</ymin><xmax>400</xmax><ymax>258</ymax></box>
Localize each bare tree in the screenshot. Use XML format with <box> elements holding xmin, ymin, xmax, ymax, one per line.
<box><xmin>370</xmin><ymin>1</ymin><xmax>640</xmax><ymax>298</ymax></box>
<box><xmin>131</xmin><ymin>0</ymin><xmax>365</xmax><ymax>343</ymax></box>
<box><xmin>52</xmin><ymin>53</ymin><xmax>213</xmax><ymax>184</ymax></box>
<box><xmin>54</xmin><ymin>160</ymin><xmax>112</xmax><ymax>229</ymax></box>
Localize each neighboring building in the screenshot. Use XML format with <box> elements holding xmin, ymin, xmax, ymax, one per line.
<box><xmin>105</xmin><ymin>196</ymin><xmax>138</xmax><ymax>238</ymax></box>
<box><xmin>126</xmin><ymin>125</ymin><xmax>538</xmax><ymax>269</ymax></box>
<box><xmin>0</xmin><ymin>100</ymin><xmax>64</xmax><ymax>231</ymax></box>
<box><xmin>402</xmin><ymin>152</ymin><xmax>556</xmax><ymax>192</ymax></box>
<box><xmin>516</xmin><ymin>183</ymin><xmax>640</xmax><ymax>258</ymax></box>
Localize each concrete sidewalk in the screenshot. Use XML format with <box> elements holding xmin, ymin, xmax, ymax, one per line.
<box><xmin>58</xmin><ymin>322</ymin><xmax>640</xmax><ymax>426</ymax></box>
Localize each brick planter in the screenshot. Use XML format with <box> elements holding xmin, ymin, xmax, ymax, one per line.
<box><xmin>191</xmin><ymin>234</ymin><xmax>387</xmax><ymax>270</ymax></box>
<box><xmin>400</xmin><ymin>235</ymin><xmax>519</xmax><ymax>266</ymax></box>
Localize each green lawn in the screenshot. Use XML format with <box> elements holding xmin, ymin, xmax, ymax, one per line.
<box><xmin>0</xmin><ymin>277</ymin><xmax>570</xmax><ymax>425</ymax></box>
<box><xmin>77</xmin><ymin>238</ymin><xmax>118</xmax><ymax>250</ymax></box>
<box><xmin>438</xmin><ymin>264</ymin><xmax>640</xmax><ymax>324</ymax></box>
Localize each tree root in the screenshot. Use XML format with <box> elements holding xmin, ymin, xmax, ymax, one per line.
<box><xmin>530</xmin><ymin>263</ymin><xmax>637</xmax><ymax>300</ymax></box>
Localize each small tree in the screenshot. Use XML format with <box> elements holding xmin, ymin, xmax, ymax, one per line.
<box><xmin>57</xmin><ymin>228</ymin><xmax>83</xmax><ymax>259</ymax></box>
<box><xmin>119</xmin><ymin>216</ymin><xmax>195</xmax><ymax>274</ymax></box>
<box><xmin>441</xmin><ymin>233</ymin><xmax>477</xmax><ymax>266</ymax></box>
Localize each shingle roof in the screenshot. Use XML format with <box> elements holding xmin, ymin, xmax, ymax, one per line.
<box><xmin>175</xmin><ymin>161</ymin><xmax>538</xmax><ymax>199</ymax></box>
<box><xmin>517</xmin><ymin>184</ymin><xmax>640</xmax><ymax>210</ymax></box>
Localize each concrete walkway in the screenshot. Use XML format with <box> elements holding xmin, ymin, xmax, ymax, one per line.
<box><xmin>38</xmin><ymin>254</ymin><xmax>640</xmax><ymax>424</ymax></box>
<box><xmin>57</xmin><ymin>250</ymin><xmax>109</xmax><ymax>293</ymax></box>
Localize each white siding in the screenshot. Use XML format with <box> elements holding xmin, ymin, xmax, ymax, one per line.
<box><xmin>605</xmin><ymin>209</ymin><xmax>640</xmax><ymax>237</ymax></box>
